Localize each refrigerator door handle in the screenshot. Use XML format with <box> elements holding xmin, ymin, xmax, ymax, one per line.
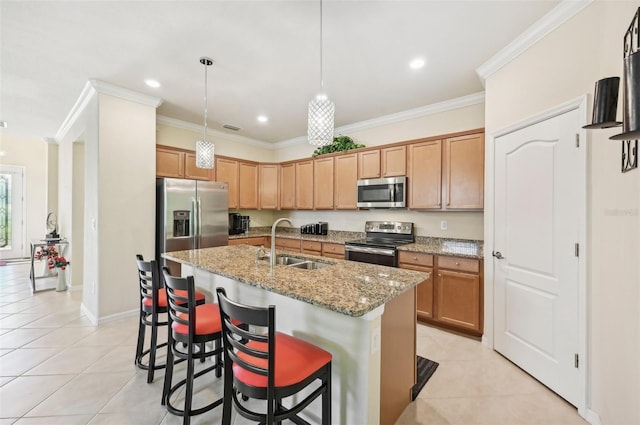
<box><xmin>191</xmin><ymin>198</ymin><xmax>197</xmax><ymax>250</ymax></box>
<box><xmin>196</xmin><ymin>198</ymin><xmax>202</xmax><ymax>249</ymax></box>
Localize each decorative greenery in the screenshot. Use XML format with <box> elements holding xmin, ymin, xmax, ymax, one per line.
<box><xmin>312</xmin><ymin>135</ymin><xmax>365</xmax><ymax>157</ymax></box>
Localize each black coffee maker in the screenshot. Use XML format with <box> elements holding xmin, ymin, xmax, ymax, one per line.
<box><xmin>229</xmin><ymin>213</ymin><xmax>249</xmax><ymax>235</ymax></box>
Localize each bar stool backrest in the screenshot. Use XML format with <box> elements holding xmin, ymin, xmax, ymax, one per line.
<box><xmin>135</xmin><ymin>255</ymin><xmax>161</xmax><ymax>311</ymax></box>
<box><xmin>161</xmin><ymin>267</ymin><xmax>197</xmax><ymax>345</ymax></box>
<box><xmin>216</xmin><ymin>288</ymin><xmax>276</xmax><ymax>396</ymax></box>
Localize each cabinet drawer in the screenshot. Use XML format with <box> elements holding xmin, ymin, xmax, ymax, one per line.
<box><xmin>438</xmin><ymin>256</ymin><xmax>479</xmax><ymax>273</ymax></box>
<box><xmin>322</xmin><ymin>243</ymin><xmax>345</xmax><ymax>258</ymax></box>
<box><xmin>275</xmin><ymin>237</ymin><xmax>301</xmax><ymax>251</ymax></box>
<box><xmin>229</xmin><ymin>237</ymin><xmax>267</xmax><ymax>247</ymax></box>
<box><xmin>301</xmin><ymin>240</ymin><xmax>322</xmax><ymax>253</ymax></box>
<box><xmin>398</xmin><ymin>251</ymin><xmax>434</xmax><ymax>268</ymax></box>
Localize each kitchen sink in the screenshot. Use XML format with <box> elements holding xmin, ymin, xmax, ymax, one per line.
<box><xmin>260</xmin><ymin>254</ymin><xmax>332</xmax><ymax>270</ymax></box>
<box><xmin>275</xmin><ymin>256</ymin><xmax>306</xmax><ymax>266</ymax></box>
<box><xmin>288</xmin><ymin>261</ymin><xmax>331</xmax><ymax>270</ymax></box>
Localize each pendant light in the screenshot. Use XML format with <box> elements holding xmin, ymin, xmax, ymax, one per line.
<box><xmin>195</xmin><ymin>57</ymin><xmax>214</xmax><ymax>169</ymax></box>
<box><xmin>307</xmin><ymin>0</ymin><xmax>335</xmax><ymax>146</ymax></box>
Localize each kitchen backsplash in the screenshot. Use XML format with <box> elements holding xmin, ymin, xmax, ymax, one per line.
<box><xmin>235</xmin><ymin>209</ymin><xmax>483</xmax><ymax>241</ymax></box>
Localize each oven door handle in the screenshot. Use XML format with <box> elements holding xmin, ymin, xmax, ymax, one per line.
<box><xmin>345</xmin><ymin>245</ymin><xmax>396</xmax><ymax>256</ymax></box>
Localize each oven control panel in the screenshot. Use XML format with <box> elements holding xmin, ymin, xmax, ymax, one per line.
<box><xmin>364</xmin><ymin>221</ymin><xmax>413</xmax><ymax>235</ymax></box>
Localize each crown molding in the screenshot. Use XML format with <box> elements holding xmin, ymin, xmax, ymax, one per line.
<box><xmin>274</xmin><ymin>91</ymin><xmax>486</xmax><ymax>148</ymax></box>
<box><xmin>156</xmin><ymin>115</ymin><xmax>275</xmax><ymax>150</ymax></box>
<box><xmin>41</xmin><ymin>137</ymin><xmax>58</xmax><ymax>144</ymax></box>
<box><xmin>476</xmin><ymin>0</ymin><xmax>594</xmax><ymax>84</ymax></box>
<box><xmin>90</xmin><ymin>79</ymin><xmax>164</xmax><ymax>108</ymax></box>
<box><xmin>55</xmin><ymin>80</ymin><xmax>164</xmax><ymax>143</ymax></box>
<box><xmin>54</xmin><ymin>81</ymin><xmax>97</xmax><ymax>142</ymax></box>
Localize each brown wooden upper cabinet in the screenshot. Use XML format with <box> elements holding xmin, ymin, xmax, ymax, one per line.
<box><xmin>295</xmin><ymin>159</ymin><xmax>314</xmax><ymax>210</ymax></box>
<box><xmin>407</xmin><ymin>132</ymin><xmax>484</xmax><ymax>210</ymax></box>
<box><xmin>334</xmin><ymin>153</ymin><xmax>358</xmax><ymax>210</ymax></box>
<box><xmin>407</xmin><ymin>140</ymin><xmax>442</xmax><ymax>209</ymax></box>
<box><xmin>358</xmin><ymin>146</ymin><xmax>406</xmax><ymax>179</ymax></box>
<box><xmin>238</xmin><ymin>161</ymin><xmax>259</xmax><ymax>210</ymax></box>
<box><xmin>280</xmin><ymin>163</ymin><xmax>296</xmax><ymax>210</ymax></box>
<box><xmin>442</xmin><ymin>133</ymin><xmax>484</xmax><ymax>209</ymax></box>
<box><xmin>259</xmin><ymin>164</ymin><xmax>279</xmax><ymax>210</ymax></box>
<box><xmin>156</xmin><ymin>146</ymin><xmax>213</xmax><ymax>180</ymax></box>
<box><xmin>314</xmin><ymin>157</ymin><xmax>334</xmax><ymax>209</ymax></box>
<box><xmin>215</xmin><ymin>157</ymin><xmax>239</xmax><ymax>209</ymax></box>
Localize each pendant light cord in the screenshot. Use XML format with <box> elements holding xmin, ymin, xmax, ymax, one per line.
<box><xmin>203</xmin><ymin>61</ymin><xmax>208</xmax><ymax>141</ymax></box>
<box><xmin>320</xmin><ymin>0</ymin><xmax>324</xmax><ymax>94</ymax></box>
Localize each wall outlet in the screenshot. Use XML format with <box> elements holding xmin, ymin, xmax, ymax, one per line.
<box><xmin>440</xmin><ymin>220</ymin><xmax>448</xmax><ymax>231</ymax></box>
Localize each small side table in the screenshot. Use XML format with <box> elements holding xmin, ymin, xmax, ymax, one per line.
<box><xmin>29</xmin><ymin>239</ymin><xmax>69</xmax><ymax>293</ymax></box>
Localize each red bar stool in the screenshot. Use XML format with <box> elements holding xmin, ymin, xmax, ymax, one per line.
<box><xmin>216</xmin><ymin>287</ymin><xmax>332</xmax><ymax>425</ymax></box>
<box><xmin>134</xmin><ymin>255</ymin><xmax>205</xmax><ymax>383</ymax></box>
<box><xmin>162</xmin><ymin>268</ymin><xmax>224</xmax><ymax>425</ymax></box>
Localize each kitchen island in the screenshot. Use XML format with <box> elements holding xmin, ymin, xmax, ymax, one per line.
<box><xmin>163</xmin><ymin>244</ymin><xmax>430</xmax><ymax>425</ymax></box>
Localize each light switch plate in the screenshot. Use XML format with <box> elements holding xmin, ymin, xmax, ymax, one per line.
<box><xmin>440</xmin><ymin>220</ymin><xmax>448</xmax><ymax>231</ymax></box>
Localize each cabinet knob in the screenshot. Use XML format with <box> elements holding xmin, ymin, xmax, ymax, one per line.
<box><xmin>413</xmin><ymin>256</ymin><xmax>418</xmax><ymax>261</ymax></box>
<box><xmin>455</xmin><ymin>262</ymin><xmax>460</xmax><ymax>266</ymax></box>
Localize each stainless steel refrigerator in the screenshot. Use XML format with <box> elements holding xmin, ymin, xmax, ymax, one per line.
<box><xmin>156</xmin><ymin>178</ymin><xmax>229</xmax><ymax>266</ymax></box>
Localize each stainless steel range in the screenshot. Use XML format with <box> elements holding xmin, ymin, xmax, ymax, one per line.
<box><xmin>344</xmin><ymin>221</ymin><xmax>414</xmax><ymax>267</ymax></box>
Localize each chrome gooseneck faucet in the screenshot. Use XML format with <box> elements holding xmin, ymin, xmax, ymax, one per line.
<box><xmin>270</xmin><ymin>218</ymin><xmax>292</xmax><ymax>267</ymax></box>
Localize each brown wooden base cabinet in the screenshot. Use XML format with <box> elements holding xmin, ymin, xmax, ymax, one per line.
<box><xmin>399</xmin><ymin>252</ymin><xmax>483</xmax><ymax>336</ymax></box>
<box><xmin>228</xmin><ymin>237</ymin><xmax>267</xmax><ymax>247</ymax></box>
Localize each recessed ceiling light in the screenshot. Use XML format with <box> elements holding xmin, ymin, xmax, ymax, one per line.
<box><xmin>409</xmin><ymin>58</ymin><xmax>425</xmax><ymax>70</ymax></box>
<box><xmin>257</xmin><ymin>115</ymin><xmax>268</xmax><ymax>123</ymax></box>
<box><xmin>145</xmin><ymin>79</ymin><xmax>161</xmax><ymax>88</ymax></box>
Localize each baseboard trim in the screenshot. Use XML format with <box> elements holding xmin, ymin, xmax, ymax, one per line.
<box><xmin>80</xmin><ymin>302</ymin><xmax>98</xmax><ymax>326</ymax></box>
<box><xmin>584</xmin><ymin>408</ymin><xmax>601</xmax><ymax>425</ymax></box>
<box><xmin>96</xmin><ymin>308</ymin><xmax>138</xmax><ymax>325</ymax></box>
<box><xmin>80</xmin><ymin>303</ymin><xmax>137</xmax><ymax>325</ymax></box>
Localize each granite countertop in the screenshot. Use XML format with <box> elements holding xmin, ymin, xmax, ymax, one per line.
<box><xmin>163</xmin><ymin>244</ymin><xmax>429</xmax><ymax>317</ymax></box>
<box><xmin>230</xmin><ymin>227</ymin><xmax>484</xmax><ymax>259</ymax></box>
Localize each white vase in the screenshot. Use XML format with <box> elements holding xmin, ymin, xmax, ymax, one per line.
<box><xmin>56</xmin><ymin>269</ymin><xmax>67</xmax><ymax>292</ymax></box>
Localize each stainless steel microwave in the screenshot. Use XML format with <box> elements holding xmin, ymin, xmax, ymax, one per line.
<box><xmin>357</xmin><ymin>176</ymin><xmax>406</xmax><ymax>208</ymax></box>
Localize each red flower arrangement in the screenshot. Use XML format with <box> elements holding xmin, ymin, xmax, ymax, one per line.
<box><xmin>35</xmin><ymin>246</ymin><xmax>70</xmax><ymax>270</ymax></box>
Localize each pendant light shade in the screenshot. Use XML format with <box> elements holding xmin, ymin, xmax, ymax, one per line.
<box><xmin>307</xmin><ymin>0</ymin><xmax>334</xmax><ymax>147</ymax></box>
<box><xmin>308</xmin><ymin>94</ymin><xmax>335</xmax><ymax>146</ymax></box>
<box><xmin>196</xmin><ymin>57</ymin><xmax>215</xmax><ymax>169</ymax></box>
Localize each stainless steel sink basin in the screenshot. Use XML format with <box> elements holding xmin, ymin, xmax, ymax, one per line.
<box><xmin>275</xmin><ymin>256</ymin><xmax>306</xmax><ymax>266</ymax></box>
<box><xmin>259</xmin><ymin>254</ymin><xmax>332</xmax><ymax>270</ymax></box>
<box><xmin>288</xmin><ymin>261</ymin><xmax>331</xmax><ymax>270</ymax></box>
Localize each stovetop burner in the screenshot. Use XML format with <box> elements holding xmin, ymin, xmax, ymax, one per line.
<box><xmin>345</xmin><ymin>221</ymin><xmax>415</xmax><ymax>248</ymax></box>
<box><xmin>345</xmin><ymin>238</ymin><xmax>413</xmax><ymax>249</ymax></box>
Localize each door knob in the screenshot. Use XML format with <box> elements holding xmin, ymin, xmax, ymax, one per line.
<box><xmin>492</xmin><ymin>251</ymin><xmax>504</xmax><ymax>260</ymax></box>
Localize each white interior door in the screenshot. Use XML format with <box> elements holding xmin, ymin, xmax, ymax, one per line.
<box><xmin>493</xmin><ymin>107</ymin><xmax>581</xmax><ymax>406</ymax></box>
<box><xmin>0</xmin><ymin>165</ymin><xmax>25</xmax><ymax>259</ymax></box>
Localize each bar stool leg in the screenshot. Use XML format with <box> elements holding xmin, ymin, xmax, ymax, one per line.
<box><xmin>147</xmin><ymin>312</ymin><xmax>159</xmax><ymax>383</ymax></box>
<box><xmin>162</xmin><ymin>335</ymin><xmax>175</xmax><ymax>406</ymax></box>
<box><xmin>135</xmin><ymin>313</ymin><xmax>146</xmax><ymax>366</ymax></box>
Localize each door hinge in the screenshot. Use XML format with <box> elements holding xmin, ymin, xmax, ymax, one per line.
<box><xmin>575</xmin><ymin>243</ymin><xmax>579</xmax><ymax>257</ymax></box>
<box><xmin>574</xmin><ymin>353</ymin><xmax>579</xmax><ymax>368</ymax></box>
<box><xmin>575</xmin><ymin>134</ymin><xmax>580</xmax><ymax>148</ymax></box>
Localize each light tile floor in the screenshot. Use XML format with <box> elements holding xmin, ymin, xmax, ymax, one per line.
<box><xmin>0</xmin><ymin>262</ymin><xmax>587</xmax><ymax>424</ymax></box>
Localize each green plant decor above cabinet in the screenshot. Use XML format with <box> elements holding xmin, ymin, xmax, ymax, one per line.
<box><xmin>312</xmin><ymin>136</ymin><xmax>365</xmax><ymax>157</ymax></box>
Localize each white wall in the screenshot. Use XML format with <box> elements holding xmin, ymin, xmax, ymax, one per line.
<box><xmin>96</xmin><ymin>93</ymin><xmax>157</xmax><ymax>318</ymax></box>
<box><xmin>0</xmin><ymin>133</ymin><xmax>48</xmax><ymax>255</ymax></box>
<box><xmin>157</xmin><ymin>123</ymin><xmax>275</xmax><ymax>163</ymax></box>
<box><xmin>484</xmin><ymin>1</ymin><xmax>640</xmax><ymax>423</ymax></box>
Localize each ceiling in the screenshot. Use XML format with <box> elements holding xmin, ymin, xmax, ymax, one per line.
<box><xmin>1</xmin><ymin>1</ymin><xmax>560</xmax><ymax>145</ymax></box>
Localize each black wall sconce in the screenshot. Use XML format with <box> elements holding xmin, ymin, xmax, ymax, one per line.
<box><xmin>584</xmin><ymin>7</ymin><xmax>639</xmax><ymax>173</ymax></box>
